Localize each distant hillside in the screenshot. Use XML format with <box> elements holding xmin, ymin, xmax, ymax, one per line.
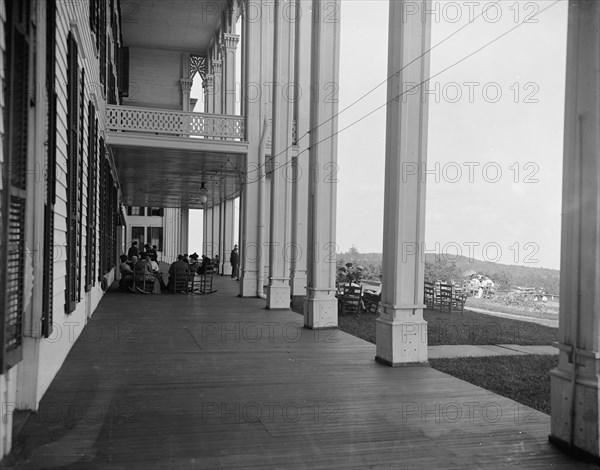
<box><xmin>337</xmin><ymin>250</ymin><xmax>560</xmax><ymax>295</ymax></box>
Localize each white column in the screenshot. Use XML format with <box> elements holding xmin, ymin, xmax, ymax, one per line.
<box><xmin>212</xmin><ymin>204</ymin><xmax>220</xmax><ymax>258</ymax></box>
<box><xmin>180</xmin><ymin>78</ymin><xmax>193</xmax><ymax>112</ymax></box>
<box><xmin>239</xmin><ymin>3</ymin><xmax>262</xmax><ymax>297</ymax></box>
<box><xmin>212</xmin><ymin>59</ymin><xmax>223</xmax><ymax>115</ymax></box>
<box><xmin>550</xmin><ymin>1</ymin><xmax>600</xmax><ymax>457</ymax></box>
<box><xmin>180</xmin><ymin>208</ymin><xmax>189</xmax><ymax>255</ymax></box>
<box><xmin>290</xmin><ymin>0</ymin><xmax>310</xmax><ymax>297</ymax></box>
<box><xmin>220</xmin><ymin>199</ymin><xmax>235</xmax><ymax>275</ymax></box>
<box><xmin>204</xmin><ymin>74</ymin><xmax>214</xmax><ymax>114</ymax></box>
<box><xmin>223</xmin><ymin>33</ymin><xmax>240</xmax><ymax>115</ymax></box>
<box><xmin>204</xmin><ymin>207</ymin><xmax>213</xmax><ymax>256</ymax></box>
<box><xmin>266</xmin><ymin>0</ymin><xmax>294</xmax><ymax>309</ymax></box>
<box><xmin>304</xmin><ymin>0</ymin><xmax>340</xmax><ymax>328</ymax></box>
<box><xmin>375</xmin><ymin>0</ymin><xmax>432</xmax><ymax>366</ymax></box>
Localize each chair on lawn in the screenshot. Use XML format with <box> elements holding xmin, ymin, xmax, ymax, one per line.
<box><xmin>438</xmin><ymin>282</ymin><xmax>453</xmax><ymax>313</ymax></box>
<box><xmin>452</xmin><ymin>288</ymin><xmax>467</xmax><ymax>314</ymax></box>
<box><xmin>363</xmin><ymin>290</ymin><xmax>381</xmax><ymax>314</ymax></box>
<box><xmin>338</xmin><ymin>284</ymin><xmax>363</xmax><ymax>315</ymax></box>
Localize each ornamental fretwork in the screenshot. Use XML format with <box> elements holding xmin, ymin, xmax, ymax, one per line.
<box><xmin>190</xmin><ymin>54</ymin><xmax>207</xmax><ymax>83</ymax></box>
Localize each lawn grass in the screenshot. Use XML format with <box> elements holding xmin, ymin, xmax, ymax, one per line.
<box><xmin>333</xmin><ymin>308</ymin><xmax>557</xmax><ymax>346</ymax></box>
<box><xmin>429</xmin><ymin>355</ymin><xmax>558</xmax><ymax>414</ymax></box>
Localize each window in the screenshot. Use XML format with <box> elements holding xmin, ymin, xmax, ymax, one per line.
<box><xmin>131</xmin><ymin>227</ymin><xmax>145</xmax><ymax>247</ymax></box>
<box><xmin>147</xmin><ymin>227</ymin><xmax>163</xmax><ymax>251</ymax></box>
<box><xmin>149</xmin><ymin>207</ymin><xmax>163</xmax><ymax>217</ymax></box>
<box><xmin>127</xmin><ymin>206</ymin><xmax>145</xmax><ymax>216</ymax></box>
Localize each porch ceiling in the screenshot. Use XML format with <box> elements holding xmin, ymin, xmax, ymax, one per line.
<box><xmin>111</xmin><ymin>145</ymin><xmax>244</xmax><ymax>209</ymax></box>
<box><xmin>120</xmin><ymin>0</ymin><xmax>228</xmax><ymax>52</ymax></box>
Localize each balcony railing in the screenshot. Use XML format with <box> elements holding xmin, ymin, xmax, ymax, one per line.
<box><xmin>106</xmin><ymin>105</ymin><xmax>245</xmax><ymax>140</ymax></box>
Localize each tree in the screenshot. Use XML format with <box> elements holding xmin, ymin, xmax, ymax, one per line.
<box><xmin>424</xmin><ymin>255</ymin><xmax>460</xmax><ymax>283</ymax></box>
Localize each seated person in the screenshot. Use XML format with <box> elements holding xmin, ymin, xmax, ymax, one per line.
<box><xmin>119</xmin><ymin>254</ymin><xmax>134</xmax><ymax>290</ymax></box>
<box><xmin>168</xmin><ymin>255</ymin><xmax>190</xmax><ymax>292</ymax></box>
<box><xmin>197</xmin><ymin>255</ymin><xmax>212</xmax><ymax>274</ymax></box>
<box><xmin>149</xmin><ymin>256</ymin><xmax>166</xmax><ymax>292</ymax></box>
<box><xmin>146</xmin><ymin>245</ymin><xmax>157</xmax><ymax>262</ymax></box>
<box><xmin>134</xmin><ymin>253</ymin><xmax>155</xmax><ymax>292</ymax></box>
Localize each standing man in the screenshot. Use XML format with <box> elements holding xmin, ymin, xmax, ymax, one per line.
<box><xmin>127</xmin><ymin>241</ymin><xmax>139</xmax><ymax>260</ymax></box>
<box><xmin>230</xmin><ymin>244</ymin><xmax>239</xmax><ymax>279</ymax></box>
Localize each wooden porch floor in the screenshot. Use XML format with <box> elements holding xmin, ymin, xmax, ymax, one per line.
<box><xmin>6</xmin><ymin>276</ymin><xmax>598</xmax><ymax>469</ymax></box>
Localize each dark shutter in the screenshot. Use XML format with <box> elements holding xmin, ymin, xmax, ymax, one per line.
<box><xmin>76</xmin><ymin>69</ymin><xmax>85</xmax><ymax>301</ymax></box>
<box><xmin>118</xmin><ymin>47</ymin><xmax>129</xmax><ymax>97</ymax></box>
<box><xmin>98</xmin><ymin>141</ymin><xmax>107</xmax><ymax>280</ymax></box>
<box><xmin>2</xmin><ymin>0</ymin><xmax>31</xmax><ymax>371</ymax></box>
<box><xmin>65</xmin><ymin>33</ymin><xmax>79</xmax><ymax>314</ymax></box>
<box><xmin>85</xmin><ymin>102</ymin><xmax>97</xmax><ymax>292</ymax></box>
<box><xmin>99</xmin><ymin>0</ymin><xmax>107</xmax><ymax>92</ymax></box>
<box><xmin>42</xmin><ymin>0</ymin><xmax>57</xmax><ymax>337</ymax></box>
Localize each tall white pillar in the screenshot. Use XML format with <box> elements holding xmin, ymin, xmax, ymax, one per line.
<box><xmin>202</xmin><ymin>208</ymin><xmax>209</xmax><ymax>255</ymax></box>
<box><xmin>375</xmin><ymin>0</ymin><xmax>432</xmax><ymax>365</ymax></box>
<box><xmin>304</xmin><ymin>0</ymin><xmax>340</xmax><ymax>328</ymax></box>
<box><xmin>212</xmin><ymin>59</ymin><xmax>223</xmax><ymax>115</ymax></box>
<box><xmin>223</xmin><ymin>33</ymin><xmax>239</xmax><ymax>115</ymax></box>
<box><xmin>180</xmin><ymin>208</ymin><xmax>189</xmax><ymax>255</ymax></box>
<box><xmin>220</xmin><ymin>199</ymin><xmax>235</xmax><ymax>275</ymax></box>
<box><xmin>290</xmin><ymin>0</ymin><xmax>310</xmax><ymax>298</ymax></box>
<box><xmin>205</xmin><ymin>207</ymin><xmax>213</xmax><ymax>256</ymax></box>
<box><xmin>212</xmin><ymin>203</ymin><xmax>220</xmax><ymax>259</ymax></box>
<box><xmin>238</xmin><ymin>1</ymin><xmax>263</xmax><ymax>297</ymax></box>
<box><xmin>550</xmin><ymin>1</ymin><xmax>600</xmax><ymax>457</ymax></box>
<box><xmin>180</xmin><ymin>78</ymin><xmax>193</xmax><ymax>112</ymax></box>
<box><xmin>204</xmin><ymin>74</ymin><xmax>214</xmax><ymax>114</ymax></box>
<box><xmin>266</xmin><ymin>0</ymin><xmax>294</xmax><ymax>309</ymax></box>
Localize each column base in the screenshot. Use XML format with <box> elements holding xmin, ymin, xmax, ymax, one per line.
<box><xmin>220</xmin><ymin>263</ymin><xmax>232</xmax><ymax>276</ymax></box>
<box><xmin>550</xmin><ymin>357</ymin><xmax>600</xmax><ymax>457</ymax></box>
<box><xmin>266</xmin><ymin>281</ymin><xmax>290</xmax><ymax>309</ymax></box>
<box><xmin>239</xmin><ymin>271</ymin><xmax>258</xmax><ymax>297</ymax></box>
<box><xmin>290</xmin><ymin>270</ymin><xmax>307</xmax><ymax>297</ymax></box>
<box><xmin>304</xmin><ymin>288</ymin><xmax>337</xmax><ymax>329</ymax></box>
<box><xmin>375</xmin><ymin>309</ymin><xmax>428</xmax><ymax>365</ymax></box>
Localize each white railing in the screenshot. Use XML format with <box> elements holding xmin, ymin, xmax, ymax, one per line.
<box><xmin>106</xmin><ymin>105</ymin><xmax>245</xmax><ymax>140</ymax></box>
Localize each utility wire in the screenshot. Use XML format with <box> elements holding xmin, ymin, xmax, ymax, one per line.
<box><xmin>260</xmin><ymin>0</ymin><xmax>559</xmax><ymax>180</ymax></box>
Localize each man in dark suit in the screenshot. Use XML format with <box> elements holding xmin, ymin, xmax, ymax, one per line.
<box><xmin>127</xmin><ymin>241</ymin><xmax>139</xmax><ymax>260</ymax></box>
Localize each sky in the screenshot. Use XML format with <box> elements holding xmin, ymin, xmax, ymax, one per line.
<box><xmin>190</xmin><ymin>0</ymin><xmax>568</xmax><ymax>270</ymax></box>
<box><xmin>336</xmin><ymin>0</ymin><xmax>568</xmax><ymax>270</ymax></box>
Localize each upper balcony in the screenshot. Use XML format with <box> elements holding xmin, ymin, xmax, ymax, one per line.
<box><xmin>106</xmin><ymin>105</ymin><xmax>245</xmax><ymax>140</ymax></box>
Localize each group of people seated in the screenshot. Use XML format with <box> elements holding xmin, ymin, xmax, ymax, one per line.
<box><xmin>119</xmin><ymin>250</ymin><xmax>164</xmax><ymax>294</ymax></box>
<box><xmin>119</xmin><ymin>243</ymin><xmax>220</xmax><ymax>294</ymax></box>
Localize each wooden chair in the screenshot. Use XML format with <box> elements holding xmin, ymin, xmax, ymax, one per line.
<box><xmin>194</xmin><ymin>265</ymin><xmax>218</xmax><ymax>295</ymax></box>
<box><xmin>339</xmin><ymin>284</ymin><xmax>363</xmax><ymax>315</ymax></box>
<box><xmin>438</xmin><ymin>282</ymin><xmax>453</xmax><ymax>313</ymax></box>
<box><xmin>452</xmin><ymin>288</ymin><xmax>467</xmax><ymax>314</ymax></box>
<box><xmin>169</xmin><ymin>269</ymin><xmax>190</xmax><ymax>294</ymax></box>
<box><xmin>424</xmin><ymin>281</ymin><xmax>435</xmax><ymax>309</ymax></box>
<box><xmin>363</xmin><ymin>290</ymin><xmax>381</xmax><ymax>314</ymax></box>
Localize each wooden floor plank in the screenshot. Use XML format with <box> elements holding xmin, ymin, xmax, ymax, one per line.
<box><xmin>6</xmin><ymin>276</ymin><xmax>599</xmax><ymax>469</ymax></box>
